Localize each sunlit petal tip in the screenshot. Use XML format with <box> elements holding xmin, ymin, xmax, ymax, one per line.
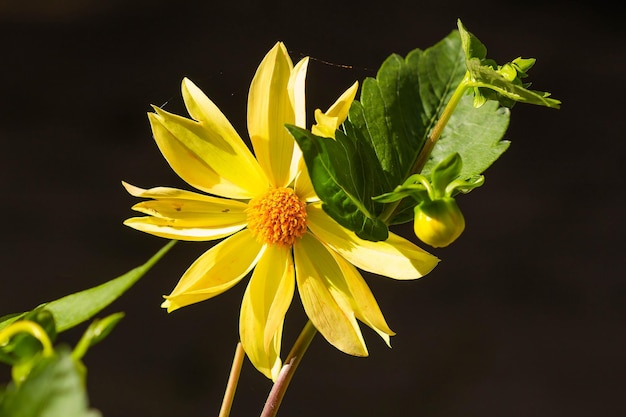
<box><xmin>121</xmin><ymin>181</ymin><xmax>147</xmax><ymax>197</ymax></box>
<box><xmin>274</xmin><ymin>41</ymin><xmax>290</xmax><ymax>61</ymax></box>
<box><xmin>327</xmin><ymin>81</ymin><xmax>359</xmax><ymax>117</ymax></box>
<box><xmin>160</xmin><ymin>297</ymin><xmax>178</xmax><ymax>313</ymax></box>
<box><xmin>381</xmin><ymin>334</ymin><xmax>392</xmax><ymax>348</ymax></box>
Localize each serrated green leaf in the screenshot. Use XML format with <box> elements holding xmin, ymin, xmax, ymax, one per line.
<box><xmin>348</xmin><ymin>30</ymin><xmax>466</xmax><ymax>188</ymax></box>
<box><xmin>421</xmin><ymin>94</ymin><xmax>510</xmax><ymax>179</ymax></box>
<box><xmin>349</xmin><ymin>53</ymin><xmax>423</xmax><ymax>187</ymax></box>
<box><xmin>458</xmin><ymin>19</ymin><xmax>561</xmax><ymax>109</ymax></box>
<box><xmin>287</xmin><ymin>125</ymin><xmax>389</xmax><ymax>241</ymax></box>
<box><xmin>0</xmin><ymin>349</ymin><xmax>100</xmax><ymax>417</ymax></box>
<box><xmin>300</xmin><ymin>30</ymin><xmax>468</xmax><ymax>234</ymax></box>
<box><xmin>0</xmin><ymin>240</ymin><xmax>176</xmax><ymax>334</ymax></box>
<box><xmin>466</xmin><ymin>59</ymin><xmax>561</xmax><ymax>108</ymax></box>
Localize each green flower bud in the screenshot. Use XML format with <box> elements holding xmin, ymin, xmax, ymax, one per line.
<box><xmin>413</xmin><ymin>198</ymin><xmax>465</xmax><ymax>248</ymax></box>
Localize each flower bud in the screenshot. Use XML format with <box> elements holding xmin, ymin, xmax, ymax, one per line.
<box><xmin>413</xmin><ymin>198</ymin><xmax>465</xmax><ymax>248</ymax></box>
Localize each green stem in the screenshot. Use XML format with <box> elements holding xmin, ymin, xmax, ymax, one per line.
<box><xmin>380</xmin><ymin>73</ymin><xmax>470</xmax><ymax>223</ymax></box>
<box><xmin>218</xmin><ymin>342</ymin><xmax>245</xmax><ymax>417</ymax></box>
<box><xmin>260</xmin><ymin>320</ymin><xmax>317</xmax><ymax>417</ymax></box>
<box><xmin>0</xmin><ymin>320</ymin><xmax>54</xmax><ymax>357</ymax></box>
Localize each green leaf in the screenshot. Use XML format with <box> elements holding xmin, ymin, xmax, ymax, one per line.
<box><xmin>348</xmin><ymin>30</ymin><xmax>466</xmax><ymax>188</ymax></box>
<box><xmin>458</xmin><ymin>19</ymin><xmax>561</xmax><ymax>109</ymax></box>
<box><xmin>421</xmin><ymin>94</ymin><xmax>511</xmax><ymax>179</ymax></box>
<box><xmin>0</xmin><ymin>349</ymin><xmax>100</xmax><ymax>417</ymax></box>
<box><xmin>295</xmin><ymin>31</ymin><xmax>468</xmax><ymax>237</ymax></box>
<box><xmin>81</xmin><ymin>313</ymin><xmax>124</xmax><ymax>349</ymax></box>
<box><xmin>0</xmin><ymin>240</ymin><xmax>176</xmax><ymax>334</ymax></box>
<box><xmin>0</xmin><ymin>310</ymin><xmax>56</xmax><ymax>367</ymax></box>
<box><xmin>287</xmin><ymin>125</ymin><xmax>389</xmax><ymax>241</ymax></box>
<box><xmin>466</xmin><ymin>59</ymin><xmax>561</xmax><ymax>108</ymax></box>
<box><xmin>430</xmin><ymin>153</ymin><xmax>463</xmax><ymax>198</ymax></box>
<box><xmin>72</xmin><ymin>312</ymin><xmax>125</xmax><ymax>361</ymax></box>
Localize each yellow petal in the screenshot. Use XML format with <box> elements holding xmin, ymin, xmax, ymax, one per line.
<box><xmin>129</xmin><ymin>199</ymin><xmax>246</xmax><ymax>225</ymax></box>
<box><xmin>327</xmin><ymin>250</ymin><xmax>395</xmax><ymax>346</ymax></box>
<box><xmin>288</xmin><ymin>57</ymin><xmax>309</xmax><ymax>129</ymax></box>
<box><xmin>123</xmin><ymin>182</ymin><xmax>248</xmax><ymax>230</ymax></box>
<box><xmin>122</xmin><ymin>181</ymin><xmax>246</xmax><ymax>202</ymax></box>
<box><xmin>149</xmin><ymin>105</ymin><xmax>267</xmax><ymax>199</ymax></box>
<box><xmin>287</xmin><ymin>57</ymin><xmax>309</xmax><ymax>181</ymax></box>
<box><xmin>180</xmin><ymin>77</ymin><xmax>269</xmax><ymax>195</ymax></box>
<box><xmin>240</xmin><ymin>245</ymin><xmax>294</xmax><ymax>381</ymax></box>
<box><xmin>324</xmin><ymin>81</ymin><xmax>359</xmax><ymax>120</ymax></box>
<box><xmin>311</xmin><ymin>110</ymin><xmax>339</xmax><ymax>138</ymax></box>
<box><xmin>294</xmin><ymin>233</ymin><xmax>368</xmax><ymax>356</ymax></box>
<box><xmin>311</xmin><ymin>81</ymin><xmax>359</xmax><ymax>138</ymax></box>
<box><xmin>294</xmin><ymin>159</ymin><xmax>318</xmax><ymax>202</ymax></box>
<box><xmin>124</xmin><ymin>216</ymin><xmax>246</xmax><ymax>241</ymax></box>
<box><xmin>162</xmin><ymin>230</ymin><xmax>263</xmax><ymax>311</ymax></box>
<box><xmin>306</xmin><ymin>204</ymin><xmax>439</xmax><ymax>279</ymax></box>
<box><xmin>247</xmin><ymin>42</ymin><xmax>296</xmax><ymax>188</ymax></box>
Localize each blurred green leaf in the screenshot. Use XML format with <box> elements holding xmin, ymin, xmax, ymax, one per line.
<box><xmin>0</xmin><ymin>240</ymin><xmax>176</xmax><ymax>334</ymax></box>
<box><xmin>0</xmin><ymin>349</ymin><xmax>100</xmax><ymax>417</ymax></box>
<box><xmin>72</xmin><ymin>312</ymin><xmax>125</xmax><ymax>361</ymax></box>
<box><xmin>0</xmin><ymin>310</ymin><xmax>56</xmax><ymax>367</ymax></box>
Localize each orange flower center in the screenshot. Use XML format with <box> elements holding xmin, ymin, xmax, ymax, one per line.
<box><xmin>246</xmin><ymin>187</ymin><xmax>307</xmax><ymax>246</ymax></box>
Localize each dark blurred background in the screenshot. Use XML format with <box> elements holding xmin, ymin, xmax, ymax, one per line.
<box><xmin>1</xmin><ymin>1</ymin><xmax>624</xmax><ymax>416</ymax></box>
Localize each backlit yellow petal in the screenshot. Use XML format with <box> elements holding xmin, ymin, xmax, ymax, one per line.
<box><xmin>294</xmin><ymin>160</ymin><xmax>318</xmax><ymax>202</ymax></box>
<box><xmin>311</xmin><ymin>81</ymin><xmax>359</xmax><ymax>138</ymax></box>
<box><xmin>311</xmin><ymin>110</ymin><xmax>339</xmax><ymax>138</ymax></box>
<box><xmin>123</xmin><ymin>182</ymin><xmax>248</xmax><ymax>227</ymax></box>
<box><xmin>123</xmin><ymin>181</ymin><xmax>248</xmax><ymax>238</ymax></box>
<box><xmin>122</xmin><ymin>182</ymin><xmax>245</xmax><ymax>202</ymax></box>
<box><xmin>288</xmin><ymin>57</ymin><xmax>308</xmax><ymax>129</ymax></box>
<box><xmin>294</xmin><ymin>233</ymin><xmax>368</xmax><ymax>356</ymax></box>
<box><xmin>162</xmin><ymin>230</ymin><xmax>263</xmax><ymax>312</ymax></box>
<box><xmin>129</xmin><ymin>199</ymin><xmax>246</xmax><ymax>225</ymax></box>
<box><xmin>306</xmin><ymin>204</ymin><xmax>439</xmax><ymax>279</ymax></box>
<box><xmin>240</xmin><ymin>245</ymin><xmax>294</xmax><ymax>380</ymax></box>
<box><xmin>123</xmin><ymin>215</ymin><xmax>246</xmax><ymax>241</ymax></box>
<box><xmin>327</xmin><ymin>250</ymin><xmax>395</xmax><ymax>346</ymax></box>
<box><xmin>248</xmin><ymin>42</ymin><xmax>296</xmax><ymax>188</ymax></box>
<box><xmin>323</xmin><ymin>81</ymin><xmax>359</xmax><ymax>120</ymax></box>
<box><xmin>180</xmin><ymin>78</ymin><xmax>269</xmax><ymax>195</ymax></box>
<box><xmin>149</xmin><ymin>107</ymin><xmax>267</xmax><ymax>199</ymax></box>
<box><xmin>287</xmin><ymin>57</ymin><xmax>309</xmax><ymax>181</ymax></box>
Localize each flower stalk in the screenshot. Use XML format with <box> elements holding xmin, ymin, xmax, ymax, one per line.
<box><xmin>219</xmin><ymin>342</ymin><xmax>246</xmax><ymax>417</ymax></box>
<box><xmin>260</xmin><ymin>320</ymin><xmax>317</xmax><ymax>417</ymax></box>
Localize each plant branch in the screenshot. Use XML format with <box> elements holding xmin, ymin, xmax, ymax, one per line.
<box><xmin>260</xmin><ymin>320</ymin><xmax>317</xmax><ymax>417</ymax></box>
<box><xmin>218</xmin><ymin>342</ymin><xmax>245</xmax><ymax>417</ymax></box>
<box><xmin>380</xmin><ymin>74</ymin><xmax>470</xmax><ymax>223</ymax></box>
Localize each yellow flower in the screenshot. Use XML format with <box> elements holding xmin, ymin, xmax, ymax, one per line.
<box><xmin>123</xmin><ymin>42</ymin><xmax>439</xmax><ymax>380</ymax></box>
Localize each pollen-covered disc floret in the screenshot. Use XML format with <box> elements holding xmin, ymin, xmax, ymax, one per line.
<box><xmin>246</xmin><ymin>187</ymin><xmax>307</xmax><ymax>246</ymax></box>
